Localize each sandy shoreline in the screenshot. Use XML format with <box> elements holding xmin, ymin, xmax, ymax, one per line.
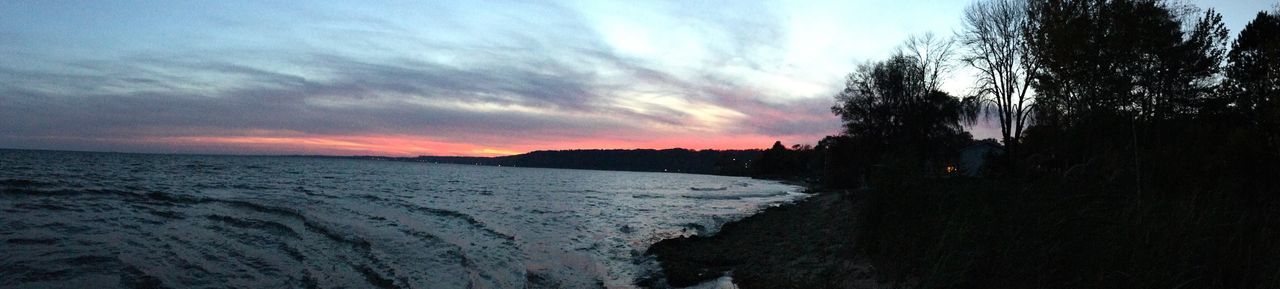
<box><xmin>641</xmin><ymin>189</ymin><xmax>884</xmax><ymax>289</ymax></box>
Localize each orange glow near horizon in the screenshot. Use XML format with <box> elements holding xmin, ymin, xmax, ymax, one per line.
<box><xmin>133</xmin><ymin>132</ymin><xmax>823</xmax><ymax>157</ymax></box>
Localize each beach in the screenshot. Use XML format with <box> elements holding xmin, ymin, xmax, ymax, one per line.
<box><xmin>644</xmin><ymin>190</ymin><xmax>883</xmax><ymax>289</ymax></box>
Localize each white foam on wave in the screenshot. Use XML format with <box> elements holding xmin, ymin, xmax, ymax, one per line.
<box><xmin>682</xmin><ymin>275</ymin><xmax>739</xmax><ymax>289</ymax></box>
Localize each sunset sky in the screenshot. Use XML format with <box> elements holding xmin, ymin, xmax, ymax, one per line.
<box><xmin>1</xmin><ymin>1</ymin><xmax>1272</xmax><ymax>156</ymax></box>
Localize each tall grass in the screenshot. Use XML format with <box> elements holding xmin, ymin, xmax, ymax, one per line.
<box><xmin>856</xmin><ymin>163</ymin><xmax>1280</xmax><ymax>288</ymax></box>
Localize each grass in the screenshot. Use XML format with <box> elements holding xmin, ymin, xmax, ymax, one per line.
<box><xmin>855</xmin><ymin>171</ymin><xmax>1280</xmax><ymax>289</ymax></box>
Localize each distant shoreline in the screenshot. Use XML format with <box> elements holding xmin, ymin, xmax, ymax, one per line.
<box><xmin>0</xmin><ymin>147</ymin><xmax>765</xmax><ymax>177</ymax></box>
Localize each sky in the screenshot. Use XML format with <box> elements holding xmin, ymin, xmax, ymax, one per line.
<box><xmin>1</xmin><ymin>0</ymin><xmax>1274</xmax><ymax>156</ymax></box>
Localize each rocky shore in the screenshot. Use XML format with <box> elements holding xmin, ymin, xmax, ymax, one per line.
<box><xmin>642</xmin><ymin>190</ymin><xmax>883</xmax><ymax>289</ymax></box>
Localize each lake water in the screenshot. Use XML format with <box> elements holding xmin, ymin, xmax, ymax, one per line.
<box><xmin>0</xmin><ymin>150</ymin><xmax>805</xmax><ymax>289</ymax></box>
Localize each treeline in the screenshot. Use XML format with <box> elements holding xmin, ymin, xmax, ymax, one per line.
<box><xmin>778</xmin><ymin>0</ymin><xmax>1279</xmax><ymax>288</ymax></box>
<box><xmin>410</xmin><ymin>148</ymin><xmax>762</xmax><ymax>175</ymax></box>
<box><xmin>749</xmin><ymin>33</ymin><xmax>977</xmax><ymax>187</ymax></box>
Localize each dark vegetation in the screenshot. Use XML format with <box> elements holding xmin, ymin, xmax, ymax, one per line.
<box><xmin>748</xmin><ymin>141</ymin><xmax>823</xmax><ymax>181</ymax></box>
<box><xmin>847</xmin><ymin>1</ymin><xmax>1280</xmax><ymax>288</ymax></box>
<box><xmin>714</xmin><ymin>1</ymin><xmax>1280</xmax><ymax>288</ymax></box>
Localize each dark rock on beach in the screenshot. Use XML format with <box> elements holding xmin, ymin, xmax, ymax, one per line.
<box><xmin>644</xmin><ymin>191</ymin><xmax>882</xmax><ymax>289</ymax></box>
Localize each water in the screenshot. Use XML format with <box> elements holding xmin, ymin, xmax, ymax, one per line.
<box><xmin>0</xmin><ymin>149</ymin><xmax>805</xmax><ymax>289</ymax></box>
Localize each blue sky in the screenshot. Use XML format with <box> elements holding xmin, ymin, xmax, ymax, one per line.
<box><xmin>1</xmin><ymin>0</ymin><xmax>1274</xmax><ymax>155</ymax></box>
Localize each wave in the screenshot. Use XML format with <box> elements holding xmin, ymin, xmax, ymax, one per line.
<box><xmin>205</xmin><ymin>214</ymin><xmax>299</xmax><ymax>238</ymax></box>
<box><xmin>355</xmin><ymin>264</ymin><xmax>402</xmax><ymax>289</ymax></box>
<box><xmin>0</xmin><ymin>153</ymin><xmax>809</xmax><ymax>289</ymax></box>
<box><xmin>3</xmin><ymin>185</ymin><xmax>524</xmax><ymax>289</ymax></box>
<box><xmin>2</xmin><ymin>186</ymin><xmax>397</xmax><ymax>280</ymax></box>
<box><xmin>681</xmin><ymin>191</ymin><xmax>792</xmax><ymax>200</ymax></box>
<box><xmin>120</xmin><ymin>264</ymin><xmax>166</xmax><ymax>289</ymax></box>
<box><xmin>0</xmin><ymin>178</ymin><xmax>51</xmax><ymax>188</ymax></box>
<box><xmin>403</xmin><ymin>205</ymin><xmax>516</xmax><ymax>241</ymax></box>
<box><xmin>6</xmin><ymin>237</ymin><xmax>58</xmax><ymax>245</ymax></box>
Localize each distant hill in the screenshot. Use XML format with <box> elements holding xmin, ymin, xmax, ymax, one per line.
<box><xmin>350</xmin><ymin>149</ymin><xmax>763</xmax><ymax>176</ymax></box>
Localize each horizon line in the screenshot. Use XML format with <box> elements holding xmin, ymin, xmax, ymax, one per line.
<box><xmin>0</xmin><ymin>146</ymin><xmax>774</xmax><ymax>159</ymax></box>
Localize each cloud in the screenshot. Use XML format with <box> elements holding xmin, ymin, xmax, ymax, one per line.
<box><xmin>0</xmin><ymin>0</ymin><xmax>846</xmax><ymax>155</ymax></box>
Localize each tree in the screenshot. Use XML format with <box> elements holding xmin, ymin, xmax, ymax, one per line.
<box><xmin>1224</xmin><ymin>10</ymin><xmax>1280</xmax><ymax>153</ymax></box>
<box><xmin>901</xmin><ymin>33</ymin><xmax>957</xmax><ymax>94</ymax></box>
<box><xmin>832</xmin><ymin>36</ymin><xmax>969</xmax><ymax>172</ymax></box>
<box><xmin>1225</xmin><ymin>11</ymin><xmax>1280</xmax><ymax>120</ymax></box>
<box><xmin>752</xmin><ymin>141</ymin><xmax>790</xmax><ymax>177</ymax></box>
<box><xmin>1124</xmin><ymin>7</ymin><xmax>1228</xmax><ymax>119</ymax></box>
<box><xmin>958</xmin><ymin>0</ymin><xmax>1036</xmax><ymax>169</ymax></box>
<box><xmin>1025</xmin><ymin>0</ymin><xmax>1228</xmax><ymax>125</ymax></box>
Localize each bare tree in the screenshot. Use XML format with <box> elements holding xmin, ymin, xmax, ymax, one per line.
<box><xmin>958</xmin><ymin>0</ymin><xmax>1036</xmax><ymax>163</ymax></box>
<box><xmin>900</xmin><ymin>32</ymin><xmax>957</xmax><ymax>95</ymax></box>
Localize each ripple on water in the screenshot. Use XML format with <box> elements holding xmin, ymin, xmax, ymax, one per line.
<box><xmin>0</xmin><ymin>150</ymin><xmax>806</xmax><ymax>288</ymax></box>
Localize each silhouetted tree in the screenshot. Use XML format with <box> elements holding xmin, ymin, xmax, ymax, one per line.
<box><xmin>845</xmin><ymin>2</ymin><xmax>1280</xmax><ymax>288</ymax></box>
<box><xmin>1020</xmin><ymin>0</ymin><xmax>1231</xmax><ymax>179</ymax></box>
<box><xmin>817</xmin><ymin>135</ymin><xmax>864</xmax><ymax>188</ymax></box>
<box><xmin>752</xmin><ymin>141</ymin><xmax>789</xmax><ymax>177</ymax></box>
<box><xmin>749</xmin><ymin>141</ymin><xmax>824</xmax><ymax>180</ymax></box>
<box><xmin>832</xmin><ymin>37</ymin><xmax>969</xmax><ymax>174</ymax></box>
<box><xmin>1224</xmin><ymin>10</ymin><xmax>1280</xmax><ymax>153</ymax></box>
<box><xmin>1026</xmin><ymin>0</ymin><xmax>1227</xmax><ymax>125</ymax></box>
<box><xmin>901</xmin><ymin>33</ymin><xmax>957</xmax><ymax>94</ymax></box>
<box><xmin>958</xmin><ymin>0</ymin><xmax>1037</xmax><ymax>171</ymax></box>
